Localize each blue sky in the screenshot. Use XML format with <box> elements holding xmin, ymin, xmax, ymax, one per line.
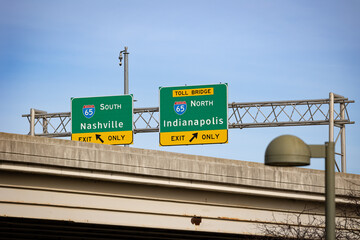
<box><xmin>1</xmin><ymin>0</ymin><xmax>359</xmax><ymax>173</ymax></box>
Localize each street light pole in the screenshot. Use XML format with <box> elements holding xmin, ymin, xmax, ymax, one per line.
<box><xmin>119</xmin><ymin>47</ymin><xmax>130</xmax><ymax>147</ymax></box>
<box><xmin>119</xmin><ymin>46</ymin><xmax>129</xmax><ymax>95</ymax></box>
<box><xmin>124</xmin><ymin>47</ymin><xmax>129</xmax><ymax>95</ymax></box>
<box><xmin>265</xmin><ymin>135</ymin><xmax>336</xmax><ymax>240</ymax></box>
<box><xmin>326</xmin><ymin>92</ymin><xmax>336</xmax><ymax>239</ymax></box>
<box><xmin>325</xmin><ymin>141</ymin><xmax>336</xmax><ymax>240</ymax></box>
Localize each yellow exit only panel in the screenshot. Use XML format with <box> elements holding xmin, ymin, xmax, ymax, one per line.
<box><xmin>160</xmin><ymin>129</ymin><xmax>228</xmax><ymax>146</ymax></box>
<box><xmin>72</xmin><ymin>131</ymin><xmax>133</xmax><ymax>145</ymax></box>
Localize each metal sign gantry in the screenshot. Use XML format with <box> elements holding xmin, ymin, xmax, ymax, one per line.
<box><xmin>22</xmin><ymin>93</ymin><xmax>354</xmax><ymax>172</ymax></box>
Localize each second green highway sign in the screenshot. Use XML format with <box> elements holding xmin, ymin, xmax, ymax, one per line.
<box><xmin>159</xmin><ymin>83</ymin><xmax>228</xmax><ymax>146</ymax></box>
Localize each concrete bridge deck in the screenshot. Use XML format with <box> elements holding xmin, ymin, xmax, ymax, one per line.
<box><xmin>1</xmin><ymin>132</ymin><xmax>359</xmax><ymax>239</ymax></box>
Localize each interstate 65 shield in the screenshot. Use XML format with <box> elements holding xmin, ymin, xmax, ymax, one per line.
<box><xmin>174</xmin><ymin>101</ymin><xmax>187</xmax><ymax>115</ymax></box>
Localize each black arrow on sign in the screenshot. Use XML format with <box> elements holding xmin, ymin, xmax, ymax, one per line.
<box><xmin>96</xmin><ymin>134</ymin><xmax>104</xmax><ymax>143</ymax></box>
<box><xmin>189</xmin><ymin>132</ymin><xmax>198</xmax><ymax>142</ymax></box>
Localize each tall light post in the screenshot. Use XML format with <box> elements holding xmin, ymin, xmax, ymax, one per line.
<box><xmin>265</xmin><ymin>135</ymin><xmax>335</xmax><ymax>240</ymax></box>
<box><xmin>119</xmin><ymin>47</ymin><xmax>130</xmax><ymax>147</ymax></box>
<box><xmin>119</xmin><ymin>46</ymin><xmax>129</xmax><ymax>95</ymax></box>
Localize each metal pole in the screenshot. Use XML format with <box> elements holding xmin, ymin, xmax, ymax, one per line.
<box><xmin>340</xmin><ymin>103</ymin><xmax>346</xmax><ymax>173</ymax></box>
<box><xmin>124</xmin><ymin>46</ymin><xmax>129</xmax><ymax>95</ymax></box>
<box><xmin>43</xmin><ymin>117</ymin><xmax>48</xmax><ymax>134</ymax></box>
<box><xmin>325</xmin><ymin>141</ymin><xmax>336</xmax><ymax>240</ymax></box>
<box><xmin>30</xmin><ymin>108</ymin><xmax>35</xmax><ymax>136</ymax></box>
<box><xmin>121</xmin><ymin>46</ymin><xmax>129</xmax><ymax>147</ymax></box>
<box><xmin>327</xmin><ymin>92</ymin><xmax>336</xmax><ymax>239</ymax></box>
<box><xmin>329</xmin><ymin>93</ymin><xmax>334</xmax><ymax>143</ymax></box>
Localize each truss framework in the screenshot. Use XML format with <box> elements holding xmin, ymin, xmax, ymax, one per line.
<box><xmin>22</xmin><ymin>95</ymin><xmax>354</xmax><ymax>172</ymax></box>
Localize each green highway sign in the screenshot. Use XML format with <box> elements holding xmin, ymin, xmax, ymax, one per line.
<box><xmin>71</xmin><ymin>95</ymin><xmax>133</xmax><ymax>145</ymax></box>
<box><xmin>159</xmin><ymin>83</ymin><xmax>228</xmax><ymax>146</ymax></box>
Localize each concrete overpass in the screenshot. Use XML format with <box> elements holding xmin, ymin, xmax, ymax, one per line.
<box><xmin>1</xmin><ymin>132</ymin><xmax>359</xmax><ymax>239</ymax></box>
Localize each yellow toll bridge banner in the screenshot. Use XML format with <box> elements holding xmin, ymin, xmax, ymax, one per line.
<box><xmin>160</xmin><ymin>129</ymin><xmax>228</xmax><ymax>146</ymax></box>
<box><xmin>172</xmin><ymin>87</ymin><xmax>214</xmax><ymax>97</ymax></box>
<box><xmin>72</xmin><ymin>131</ymin><xmax>133</xmax><ymax>145</ymax></box>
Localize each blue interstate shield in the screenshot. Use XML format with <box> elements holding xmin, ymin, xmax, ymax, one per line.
<box><xmin>174</xmin><ymin>101</ymin><xmax>187</xmax><ymax>115</ymax></box>
<box><xmin>83</xmin><ymin>105</ymin><xmax>95</xmax><ymax>119</ymax></box>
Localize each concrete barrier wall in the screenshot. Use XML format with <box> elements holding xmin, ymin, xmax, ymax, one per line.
<box><xmin>1</xmin><ymin>132</ymin><xmax>359</xmax><ymax>196</ymax></box>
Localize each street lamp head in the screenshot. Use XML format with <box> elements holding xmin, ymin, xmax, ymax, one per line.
<box><xmin>118</xmin><ymin>52</ymin><xmax>123</xmax><ymax>66</ymax></box>
<box><xmin>265</xmin><ymin>135</ymin><xmax>311</xmax><ymax>167</ymax></box>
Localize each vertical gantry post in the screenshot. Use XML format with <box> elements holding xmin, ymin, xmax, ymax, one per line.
<box><xmin>329</xmin><ymin>93</ymin><xmax>334</xmax><ymax>143</ymax></box>
<box><xmin>30</xmin><ymin>108</ymin><xmax>35</xmax><ymax>136</ymax></box>
<box><xmin>43</xmin><ymin>113</ymin><xmax>48</xmax><ymax>134</ymax></box>
<box><xmin>327</xmin><ymin>93</ymin><xmax>336</xmax><ymax>240</ymax></box>
<box><xmin>340</xmin><ymin>102</ymin><xmax>346</xmax><ymax>173</ymax></box>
